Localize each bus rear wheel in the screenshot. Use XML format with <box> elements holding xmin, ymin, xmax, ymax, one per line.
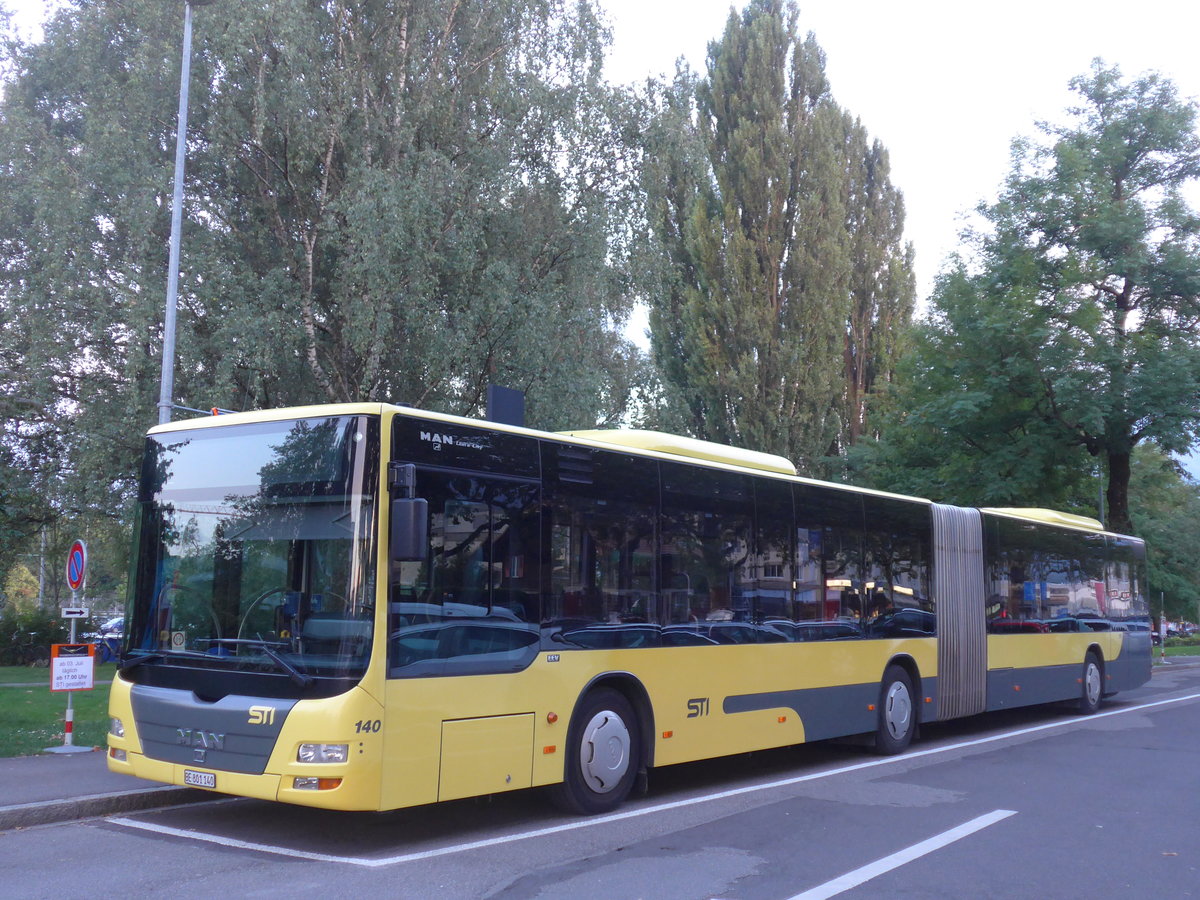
<box><xmin>550</xmin><ymin>688</ymin><xmax>640</xmax><ymax>815</ymax></box>
<box><xmin>1079</xmin><ymin>652</ymin><xmax>1103</xmax><ymax>715</ymax></box>
<box><xmin>875</xmin><ymin>665</ymin><xmax>915</xmax><ymax>755</ymax></box>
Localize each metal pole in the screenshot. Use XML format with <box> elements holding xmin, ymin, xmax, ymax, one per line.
<box><xmin>157</xmin><ymin>2</ymin><xmax>197</xmax><ymax>426</ymax></box>
<box><xmin>64</xmin><ymin>613</ymin><xmax>77</xmax><ymax>747</ymax></box>
<box><xmin>37</xmin><ymin>529</ymin><xmax>45</xmax><ymax>608</ymax></box>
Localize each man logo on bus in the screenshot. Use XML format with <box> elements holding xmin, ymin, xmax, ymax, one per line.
<box><xmin>419</xmin><ymin>431</ymin><xmax>485</xmax><ymax>452</ymax></box>
<box><xmin>248</xmin><ymin>706</ymin><xmax>275</xmax><ymax>726</ymax></box>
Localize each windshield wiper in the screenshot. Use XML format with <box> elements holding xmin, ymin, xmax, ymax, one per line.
<box><xmin>260</xmin><ymin>642</ymin><xmax>314</xmax><ymax>688</ymax></box>
<box><xmin>208</xmin><ymin>638</ymin><xmax>314</xmax><ymax>688</ymax></box>
<box><xmin>118</xmin><ymin>648</ymin><xmax>214</xmax><ymax>673</ymax></box>
<box><xmin>118</xmin><ymin>651</ymin><xmax>163</xmax><ymax>674</ymax></box>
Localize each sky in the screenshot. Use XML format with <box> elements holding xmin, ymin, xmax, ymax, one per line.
<box><xmin>5</xmin><ymin>0</ymin><xmax>1200</xmax><ymax>474</ymax></box>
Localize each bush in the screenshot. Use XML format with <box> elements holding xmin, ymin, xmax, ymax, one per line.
<box><xmin>0</xmin><ymin>605</ymin><xmax>69</xmax><ymax>665</ymax></box>
<box><xmin>1164</xmin><ymin>635</ymin><xmax>1200</xmax><ymax>648</ymax></box>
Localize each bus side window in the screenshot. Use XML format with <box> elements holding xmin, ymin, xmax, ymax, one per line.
<box><xmin>542</xmin><ymin>443</ymin><xmax>657</xmax><ymax>641</ymax></box>
<box><xmin>660</xmin><ymin>462</ymin><xmax>754</xmax><ymax>640</ymax></box>
<box><xmin>795</xmin><ymin>483</ymin><xmax>864</xmax><ymax>636</ymax></box>
<box><xmin>861</xmin><ymin>496</ymin><xmax>932</xmax><ymax>638</ymax></box>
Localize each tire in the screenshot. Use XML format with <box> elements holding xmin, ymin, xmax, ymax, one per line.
<box><xmin>550</xmin><ymin>688</ymin><xmax>640</xmax><ymax>815</ymax></box>
<box><xmin>1079</xmin><ymin>652</ymin><xmax>1103</xmax><ymax>715</ymax></box>
<box><xmin>875</xmin><ymin>665</ymin><xmax>915</xmax><ymax>755</ymax></box>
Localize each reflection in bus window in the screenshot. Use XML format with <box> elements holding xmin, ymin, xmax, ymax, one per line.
<box><xmin>543</xmin><ymin>444</ymin><xmax>657</xmax><ymax>634</ymax></box>
<box><xmin>795</xmin><ymin>483</ymin><xmax>864</xmax><ymax>633</ymax></box>
<box><xmin>861</xmin><ymin>496</ymin><xmax>933</xmax><ymax>639</ymax></box>
<box><xmin>660</xmin><ymin>462</ymin><xmax>754</xmax><ymax>636</ymax></box>
<box><xmin>984</xmin><ymin>516</ymin><xmax>1147</xmax><ymax>634</ymax></box>
<box><xmin>389</xmin><ymin>470</ymin><xmax>541</xmax><ymax>676</ymax></box>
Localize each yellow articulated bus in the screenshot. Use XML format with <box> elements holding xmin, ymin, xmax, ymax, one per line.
<box><xmin>106</xmin><ymin>403</ymin><xmax>1151</xmax><ymax>814</ymax></box>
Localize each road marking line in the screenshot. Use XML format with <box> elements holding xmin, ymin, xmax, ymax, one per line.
<box><xmin>786</xmin><ymin>809</ymin><xmax>1017</xmax><ymax>899</ymax></box>
<box><xmin>107</xmin><ymin>690</ymin><xmax>1200</xmax><ymax>867</ymax></box>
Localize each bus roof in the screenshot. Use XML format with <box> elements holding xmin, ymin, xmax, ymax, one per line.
<box><xmin>560</xmin><ymin>429</ymin><xmax>797</xmax><ymax>476</ymax></box>
<box><xmin>981</xmin><ymin>507</ymin><xmax>1106</xmax><ymax>532</ymax></box>
<box><xmin>147</xmin><ymin>402</ymin><xmax>387</xmax><ymax>434</ymax></box>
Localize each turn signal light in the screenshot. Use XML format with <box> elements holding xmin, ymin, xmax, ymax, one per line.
<box><xmin>294</xmin><ymin>777</ymin><xmax>343</xmax><ymax>791</ymax></box>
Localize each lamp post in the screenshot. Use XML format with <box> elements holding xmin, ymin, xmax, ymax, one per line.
<box><xmin>157</xmin><ymin>0</ymin><xmax>216</xmax><ymax>425</ymax></box>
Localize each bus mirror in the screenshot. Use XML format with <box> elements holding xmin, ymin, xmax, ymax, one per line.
<box><xmin>390</xmin><ymin>498</ymin><xmax>428</xmax><ymax>562</ymax></box>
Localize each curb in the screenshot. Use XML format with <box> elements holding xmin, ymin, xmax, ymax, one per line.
<box><xmin>1153</xmin><ymin>659</ymin><xmax>1200</xmax><ymax>672</ymax></box>
<box><xmin>0</xmin><ymin>785</ymin><xmax>209</xmax><ymax>831</ymax></box>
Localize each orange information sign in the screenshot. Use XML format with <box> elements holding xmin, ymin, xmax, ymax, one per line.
<box><xmin>50</xmin><ymin>643</ymin><xmax>95</xmax><ymax>692</ymax></box>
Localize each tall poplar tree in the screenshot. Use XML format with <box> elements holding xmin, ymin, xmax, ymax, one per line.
<box><xmin>643</xmin><ymin>0</ymin><xmax>913</xmax><ymax>468</ymax></box>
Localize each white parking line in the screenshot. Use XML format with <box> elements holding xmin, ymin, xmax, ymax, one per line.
<box><xmin>786</xmin><ymin>809</ymin><xmax>1017</xmax><ymax>899</ymax></box>
<box><xmin>108</xmin><ymin>690</ymin><xmax>1200</xmax><ymax>867</ymax></box>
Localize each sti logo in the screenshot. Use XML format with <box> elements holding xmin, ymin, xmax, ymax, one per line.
<box><xmin>420</xmin><ymin>431</ymin><xmax>486</xmax><ymax>452</ymax></box>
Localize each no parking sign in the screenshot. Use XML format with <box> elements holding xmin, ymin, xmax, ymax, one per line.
<box><xmin>66</xmin><ymin>540</ymin><xmax>87</xmax><ymax>593</ymax></box>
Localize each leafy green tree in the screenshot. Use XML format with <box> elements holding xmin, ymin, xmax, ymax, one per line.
<box><xmin>642</xmin><ymin>0</ymin><xmax>912</xmax><ymax>469</ymax></box>
<box><xmin>192</xmin><ymin>0</ymin><xmax>647</xmax><ymax>427</ymax></box>
<box><xmin>1129</xmin><ymin>446</ymin><xmax>1200</xmax><ymax>621</ymax></box>
<box><xmin>841</xmin><ymin>117</ymin><xmax>915</xmax><ymax>447</ymax></box>
<box><xmin>0</xmin><ymin>0</ymin><xmax>647</xmax><ymax>581</ymax></box>
<box><xmin>848</xmin><ymin>267</ymin><xmax>1098</xmax><ymax>511</ymax></box>
<box><xmin>3</xmin><ymin>563</ymin><xmax>39</xmax><ymax>612</ymax></box>
<box><xmin>858</xmin><ymin>62</ymin><xmax>1200</xmax><ymax>532</ymax></box>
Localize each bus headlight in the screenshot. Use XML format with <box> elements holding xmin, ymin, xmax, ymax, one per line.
<box><xmin>297</xmin><ymin>743</ymin><xmax>348</xmax><ymax>764</ymax></box>
<box><xmin>109</xmin><ymin>717</ymin><xmax>125</xmax><ymax>738</ymax></box>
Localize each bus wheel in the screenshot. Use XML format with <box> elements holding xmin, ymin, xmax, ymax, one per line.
<box><xmin>1079</xmin><ymin>652</ymin><xmax>1103</xmax><ymax>715</ymax></box>
<box><xmin>875</xmin><ymin>666</ymin><xmax>915</xmax><ymax>755</ymax></box>
<box><xmin>551</xmin><ymin>688</ymin><xmax>640</xmax><ymax>815</ymax></box>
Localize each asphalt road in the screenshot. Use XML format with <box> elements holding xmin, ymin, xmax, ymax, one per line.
<box><xmin>5</xmin><ymin>666</ymin><xmax>1199</xmax><ymax>900</ymax></box>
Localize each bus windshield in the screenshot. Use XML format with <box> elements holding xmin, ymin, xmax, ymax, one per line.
<box><xmin>126</xmin><ymin>415</ymin><xmax>379</xmax><ymax>682</ymax></box>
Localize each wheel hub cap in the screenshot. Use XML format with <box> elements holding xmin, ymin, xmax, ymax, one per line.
<box><xmin>885</xmin><ymin>681</ymin><xmax>912</xmax><ymax>740</ymax></box>
<box><xmin>580</xmin><ymin>710</ymin><xmax>630</xmax><ymax>793</ymax></box>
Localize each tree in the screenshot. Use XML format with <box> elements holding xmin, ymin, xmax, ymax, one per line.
<box><xmin>848</xmin><ymin>267</ymin><xmax>1098</xmax><ymax>511</ymax></box>
<box><xmin>1128</xmin><ymin>446</ymin><xmax>1200</xmax><ymax>621</ymax></box>
<box><xmin>193</xmin><ymin>0</ymin><xmax>648</xmax><ymax>426</ymax></box>
<box><xmin>642</xmin><ymin>0</ymin><xmax>912</xmax><ymax>469</ymax></box>
<box><xmin>0</xmin><ymin>0</ymin><xmax>648</xmax><ymax>579</ymax></box>
<box><xmin>3</xmin><ymin>563</ymin><xmax>39</xmax><ymax>612</ymax></box>
<box><xmin>841</xmin><ymin>118</ymin><xmax>916</xmax><ymax>447</ymax></box>
<box><xmin>858</xmin><ymin>61</ymin><xmax>1200</xmax><ymax>532</ymax></box>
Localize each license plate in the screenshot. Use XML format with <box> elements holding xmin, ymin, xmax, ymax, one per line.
<box><xmin>183</xmin><ymin>769</ymin><xmax>216</xmax><ymax>789</ymax></box>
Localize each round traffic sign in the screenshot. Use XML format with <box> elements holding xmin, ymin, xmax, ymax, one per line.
<box><xmin>66</xmin><ymin>540</ymin><xmax>88</xmax><ymax>592</ymax></box>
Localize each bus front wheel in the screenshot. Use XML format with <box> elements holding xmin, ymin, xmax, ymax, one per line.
<box><xmin>875</xmin><ymin>666</ymin><xmax>915</xmax><ymax>755</ymax></box>
<box><xmin>1079</xmin><ymin>652</ymin><xmax>1103</xmax><ymax>715</ymax></box>
<box><xmin>551</xmin><ymin>688</ymin><xmax>640</xmax><ymax>815</ymax></box>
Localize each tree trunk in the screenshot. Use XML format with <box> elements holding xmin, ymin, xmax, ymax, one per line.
<box><xmin>1106</xmin><ymin>450</ymin><xmax>1133</xmax><ymax>534</ymax></box>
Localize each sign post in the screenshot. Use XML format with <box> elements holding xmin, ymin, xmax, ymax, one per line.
<box><xmin>46</xmin><ymin>542</ymin><xmax>94</xmax><ymax>754</ymax></box>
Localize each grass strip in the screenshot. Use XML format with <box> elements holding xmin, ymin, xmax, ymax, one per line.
<box><xmin>0</xmin><ymin>665</ymin><xmax>116</xmax><ymax>756</ymax></box>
